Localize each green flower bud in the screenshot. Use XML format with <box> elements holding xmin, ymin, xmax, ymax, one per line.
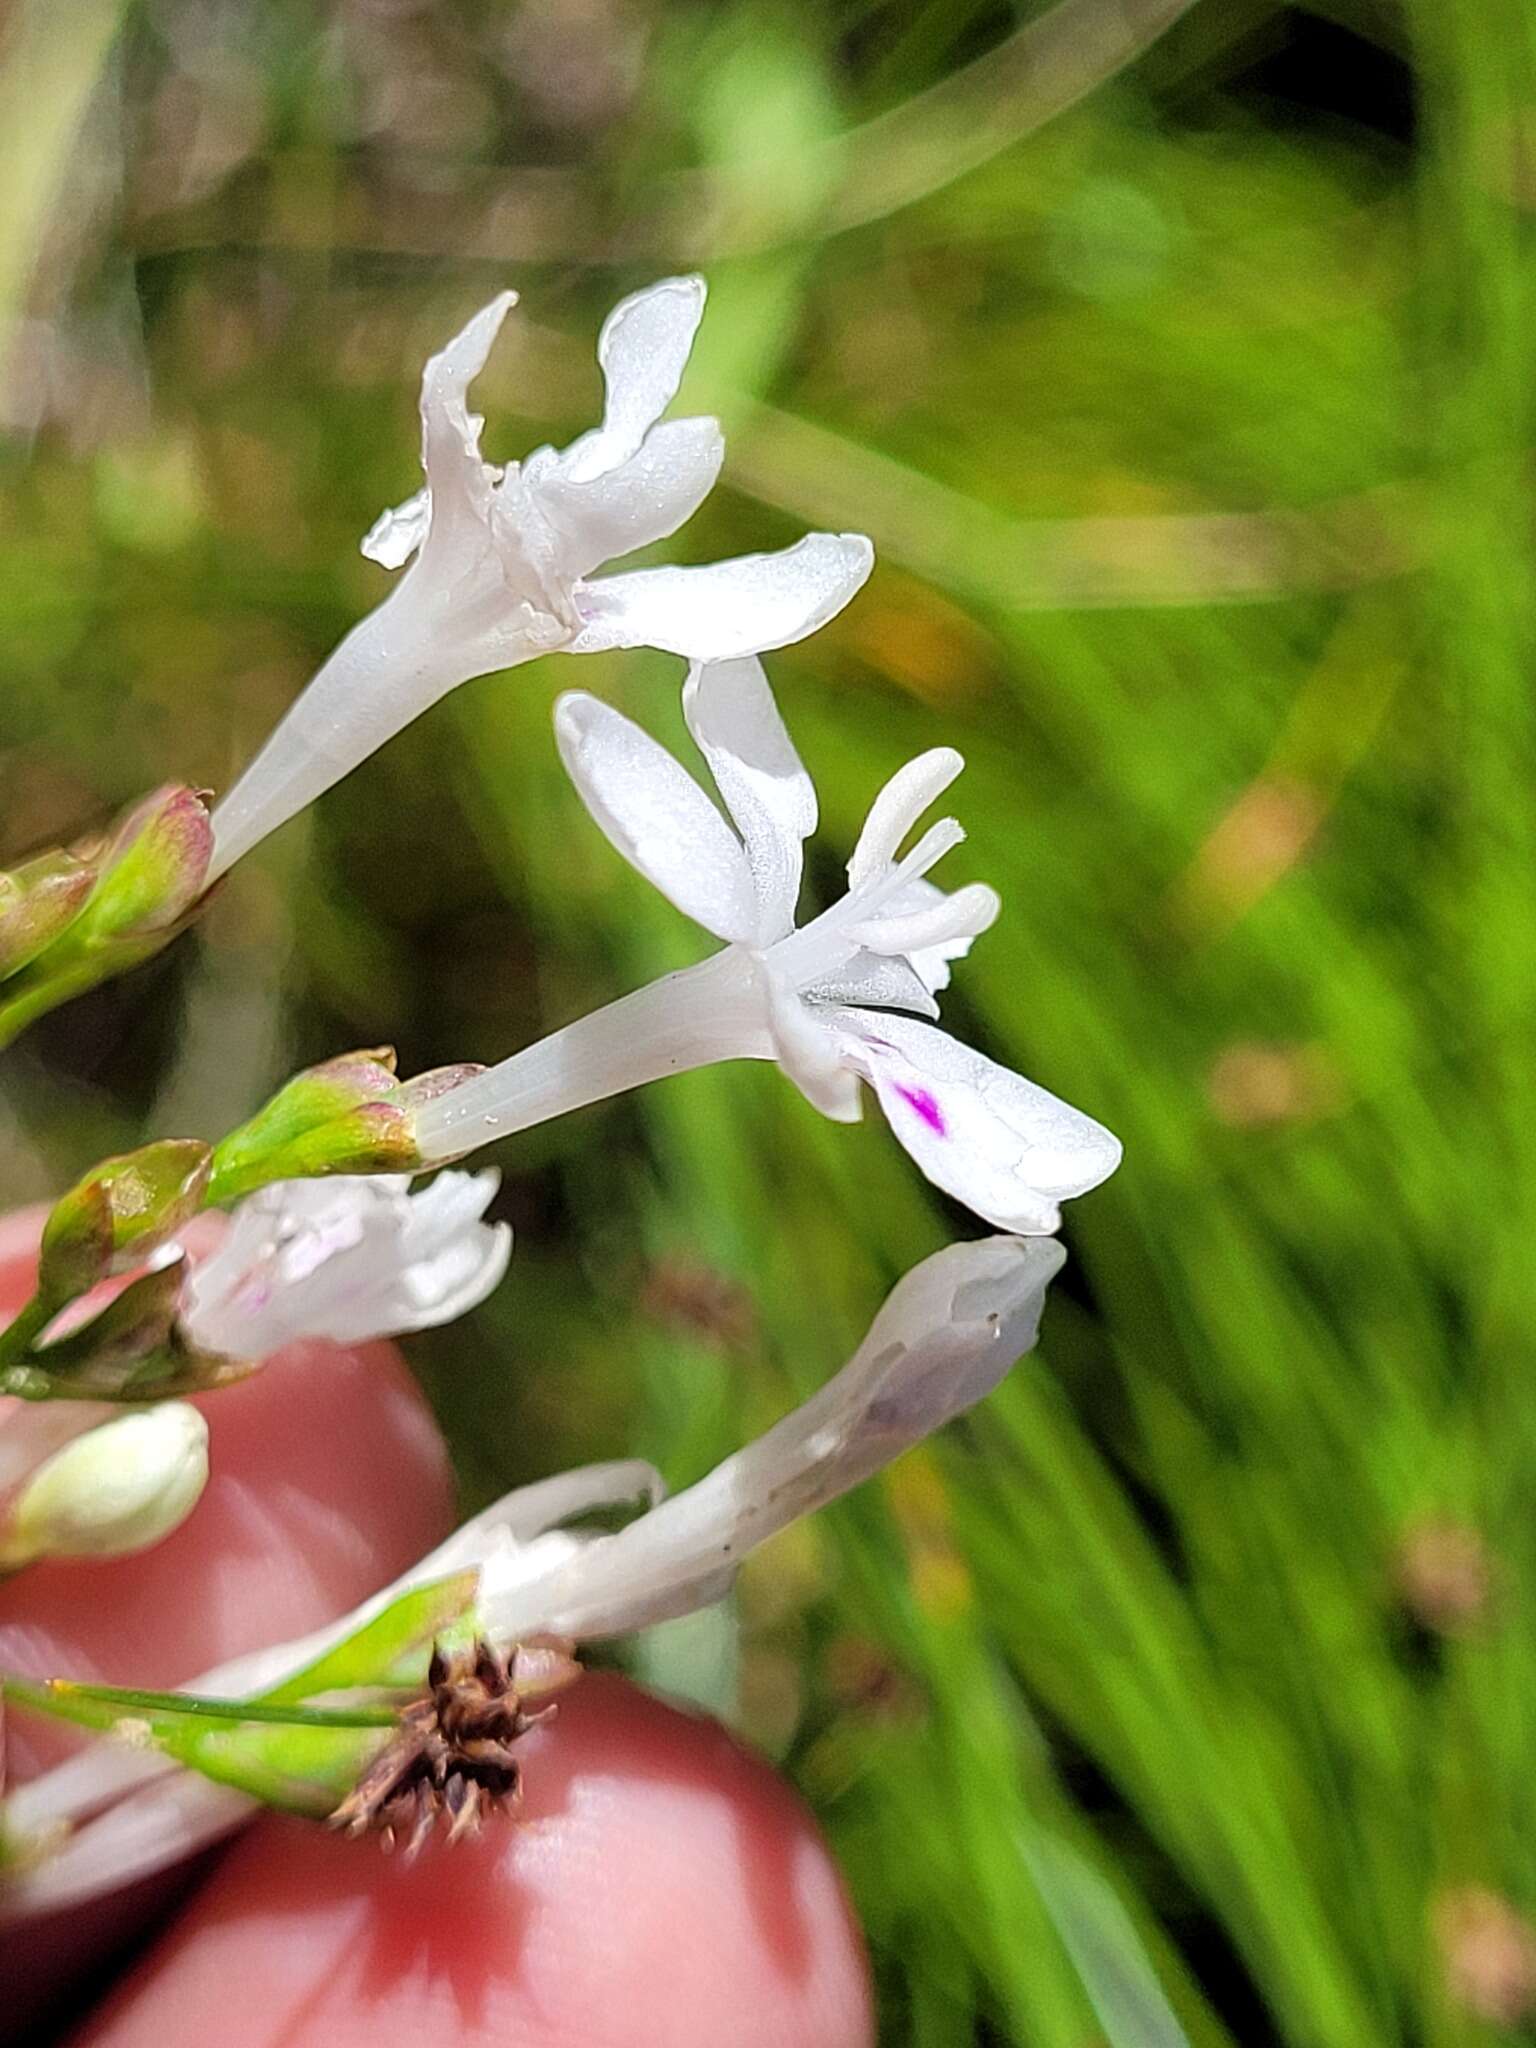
<box><xmin>0</xmin><ymin>786</ymin><xmax>214</xmax><ymax>1052</ymax></box>
<box><xmin>207</xmin><ymin>1050</ymin><xmax>484</xmax><ymax>1205</ymax></box>
<box><xmin>38</xmin><ymin>1140</ymin><xmax>213</xmax><ymax>1307</ymax></box>
<box><xmin>72</xmin><ymin>784</ymin><xmax>214</xmax><ymax>944</ymax></box>
<box><xmin>0</xmin><ymin>1403</ymin><xmax>209</xmax><ymax>1567</ymax></box>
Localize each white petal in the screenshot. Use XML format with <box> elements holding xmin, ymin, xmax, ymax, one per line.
<box><xmin>569</xmin><ymin>532</ymin><xmax>875</xmax><ymax>660</ymax></box>
<box><xmin>528</xmin><ymin>416</ymin><xmax>724</xmax><ymax>580</ymax></box>
<box><xmin>848</xmin><ymin>748</ymin><xmax>964</xmax><ymax>890</ymax></box>
<box><xmin>683</xmin><ymin>657</ymin><xmax>815</xmax><ymax>943</ymax></box>
<box><xmin>807</xmin><ymin>948</ymin><xmax>939</xmax><ymax>1019</ymax></box>
<box><xmin>360</xmin><ymin>485</ymin><xmax>431</xmax><ymax>570</ymax></box>
<box><xmin>552</xmin><ymin>692</ymin><xmax>759</xmax><ymax>944</ymax></box>
<box><xmin>479</xmin><ymin>1234</ymin><xmax>1063</xmax><ymax>1645</ymax></box>
<box><xmin>855</xmin><ymin>876</ymin><xmax>984</xmax><ymax>993</ymax></box>
<box><xmin>768</xmin><ymin>983</ymin><xmax>862</xmax><ymax>1121</ymax></box>
<box><xmin>181</xmin><ymin>1172</ymin><xmax>511</xmax><ymax>1353</ymax></box>
<box><xmin>835</xmin><ymin>1011</ymin><xmax>1122</xmax><ymax>1233</ymax></box>
<box><xmin>413</xmin><ymin>290</ymin><xmax>518</xmax><ymax>558</ymax></box>
<box><xmin>561</xmin><ymin>276</ymin><xmax>707</xmax><ymax>483</ymax></box>
<box><xmin>848</xmin><ymin>880</ymin><xmax>1000</xmax><ymax>962</ymax></box>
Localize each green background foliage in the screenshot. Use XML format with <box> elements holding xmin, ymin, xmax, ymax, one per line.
<box><xmin>2</xmin><ymin>2</ymin><xmax>1533</xmax><ymax>2039</ymax></box>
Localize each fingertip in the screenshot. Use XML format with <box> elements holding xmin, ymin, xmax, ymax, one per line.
<box><xmin>0</xmin><ymin>1333</ymin><xmax>455</xmax><ymax>1692</ymax></box>
<box><xmin>71</xmin><ymin>1673</ymin><xmax>875</xmax><ymax>2048</ymax></box>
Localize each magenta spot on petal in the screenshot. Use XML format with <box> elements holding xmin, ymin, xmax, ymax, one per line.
<box><xmin>895</xmin><ymin>1083</ymin><xmax>947</xmax><ymax>1136</ymax></box>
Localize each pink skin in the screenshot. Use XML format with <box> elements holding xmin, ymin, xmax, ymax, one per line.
<box><xmin>0</xmin><ymin>1209</ymin><xmax>873</xmax><ymax>2047</ymax></box>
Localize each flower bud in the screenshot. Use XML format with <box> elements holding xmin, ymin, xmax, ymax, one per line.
<box><xmin>0</xmin><ymin>1403</ymin><xmax>209</xmax><ymax>1568</ymax></box>
<box><xmin>73</xmin><ymin>784</ymin><xmax>213</xmax><ymax>944</ymax></box>
<box><xmin>207</xmin><ymin>1051</ymin><xmax>485</xmax><ymax>1205</ymax></box>
<box><xmin>0</xmin><ymin>787</ymin><xmax>214</xmax><ymax>1051</ymax></box>
<box><xmin>38</xmin><ymin>1140</ymin><xmax>212</xmax><ymax>1307</ymax></box>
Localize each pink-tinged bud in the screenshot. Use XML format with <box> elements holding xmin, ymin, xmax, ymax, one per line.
<box><xmin>76</xmin><ymin>784</ymin><xmax>214</xmax><ymax>942</ymax></box>
<box><xmin>207</xmin><ymin>1050</ymin><xmax>484</xmax><ymax>1205</ymax></box>
<box><xmin>37</xmin><ymin>1140</ymin><xmax>213</xmax><ymax>1307</ymax></box>
<box><xmin>0</xmin><ymin>787</ymin><xmax>216</xmax><ymax>1054</ymax></box>
<box><xmin>0</xmin><ymin>850</ymin><xmax>96</xmax><ymax>979</ymax></box>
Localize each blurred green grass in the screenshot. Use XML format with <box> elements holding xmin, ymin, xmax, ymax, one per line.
<box><xmin>3</xmin><ymin>1</ymin><xmax>1534</xmax><ymax>2040</ymax></box>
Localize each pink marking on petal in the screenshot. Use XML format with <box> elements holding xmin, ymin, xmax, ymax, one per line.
<box><xmin>894</xmin><ymin>1083</ymin><xmax>947</xmax><ymax>1136</ymax></box>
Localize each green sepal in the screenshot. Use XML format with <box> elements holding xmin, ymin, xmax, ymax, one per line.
<box><xmin>207</xmin><ymin>1052</ymin><xmax>484</xmax><ymax>1205</ymax></box>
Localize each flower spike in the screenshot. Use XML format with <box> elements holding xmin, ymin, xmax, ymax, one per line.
<box><xmin>208</xmin><ymin>280</ymin><xmax>873</xmax><ymax>879</ymax></box>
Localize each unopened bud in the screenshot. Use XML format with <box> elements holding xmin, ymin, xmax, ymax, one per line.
<box><xmin>207</xmin><ymin>1050</ymin><xmax>484</xmax><ymax>1205</ymax></box>
<box><xmin>38</xmin><ymin>1140</ymin><xmax>212</xmax><ymax>1307</ymax></box>
<box><xmin>0</xmin><ymin>1403</ymin><xmax>209</xmax><ymax>1567</ymax></box>
<box><xmin>73</xmin><ymin>784</ymin><xmax>213</xmax><ymax>944</ymax></box>
<box><xmin>0</xmin><ymin>787</ymin><xmax>215</xmax><ymax>1050</ymax></box>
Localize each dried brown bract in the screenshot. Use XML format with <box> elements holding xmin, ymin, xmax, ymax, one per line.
<box><xmin>329</xmin><ymin>1637</ymin><xmax>580</xmax><ymax>1857</ymax></box>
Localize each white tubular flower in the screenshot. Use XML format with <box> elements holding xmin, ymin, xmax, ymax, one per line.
<box><xmin>208</xmin><ymin>278</ymin><xmax>874</xmax><ymax>879</ymax></box>
<box><xmin>0</xmin><ymin>1404</ymin><xmax>208</xmax><ymax>1569</ymax></box>
<box><xmin>415</xmin><ymin>658</ymin><xmax>1120</xmax><ymax>1234</ymax></box>
<box><xmin>181</xmin><ymin>1171</ymin><xmax>511</xmax><ymax>1355</ymax></box>
<box><xmin>1</xmin><ymin>1235</ymin><xmax>1059</xmax><ymax>1917</ymax></box>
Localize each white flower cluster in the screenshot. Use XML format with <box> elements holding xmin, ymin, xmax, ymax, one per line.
<box><xmin>0</xmin><ymin>275</ymin><xmax>1124</xmax><ymax>1900</ymax></box>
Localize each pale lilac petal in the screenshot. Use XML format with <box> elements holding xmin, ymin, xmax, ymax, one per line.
<box><xmin>848</xmin><ymin>748</ymin><xmax>964</xmax><ymax>889</ymax></box>
<box><xmin>528</xmin><ymin>416</ymin><xmax>724</xmax><ymax>580</ymax></box>
<box><xmin>569</xmin><ymin>532</ymin><xmax>875</xmax><ymax>660</ymax></box>
<box><xmin>553</xmin><ymin>692</ymin><xmax>759</xmax><ymax>944</ymax></box>
<box><xmin>683</xmin><ymin>658</ymin><xmax>815</xmax><ymax>943</ymax></box>
<box><xmin>835</xmin><ymin>1010</ymin><xmax>1122</xmax><ymax>1233</ymax></box>
<box><xmin>561</xmin><ymin>276</ymin><xmax>708</xmax><ymax>483</ymax></box>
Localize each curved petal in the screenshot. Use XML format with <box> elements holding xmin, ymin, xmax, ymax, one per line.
<box><xmin>560</xmin><ymin>275</ymin><xmax>708</xmax><ymax>483</ymax></box>
<box><xmin>411</xmin><ymin>290</ymin><xmax>518</xmax><ymax>562</ymax></box>
<box><xmin>683</xmin><ymin>658</ymin><xmax>815</xmax><ymax>943</ymax></box>
<box><xmin>848</xmin><ymin>748</ymin><xmax>964</xmax><ymax>889</ymax></box>
<box><xmin>553</xmin><ymin>692</ymin><xmax>759</xmax><ymax>944</ymax></box>
<box><xmin>848</xmin><ymin>879</ymin><xmax>1000</xmax><ymax>978</ymax></box>
<box><xmin>529</xmin><ymin>416</ymin><xmax>724</xmax><ymax>581</ymax></box>
<box><xmin>360</xmin><ymin>485</ymin><xmax>431</xmax><ymax>571</ymax></box>
<box><xmin>767</xmin><ymin>983</ymin><xmax>863</xmax><ymax>1121</ymax></box>
<box><xmin>569</xmin><ymin>532</ymin><xmax>875</xmax><ymax>660</ymax></box>
<box><xmin>835</xmin><ymin>1010</ymin><xmax>1122</xmax><ymax>1233</ymax></box>
<box><xmin>843</xmin><ymin>876</ymin><xmax>988</xmax><ymax>994</ymax></box>
<box><xmin>806</xmin><ymin>947</ymin><xmax>939</xmax><ymax>1019</ymax></box>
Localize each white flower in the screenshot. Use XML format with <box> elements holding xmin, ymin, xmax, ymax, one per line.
<box><xmin>208</xmin><ymin>278</ymin><xmax>874</xmax><ymax>879</ymax></box>
<box><xmin>181</xmin><ymin>1170</ymin><xmax>511</xmax><ymax>1356</ymax></box>
<box><xmin>414</xmin><ymin>658</ymin><xmax>1120</xmax><ymax>1234</ymax></box>
<box><xmin>1</xmin><ymin>1233</ymin><xmax>1060</xmax><ymax>1915</ymax></box>
<box><xmin>0</xmin><ymin>1403</ymin><xmax>208</xmax><ymax>1569</ymax></box>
